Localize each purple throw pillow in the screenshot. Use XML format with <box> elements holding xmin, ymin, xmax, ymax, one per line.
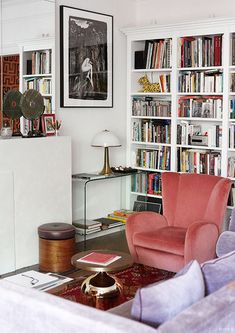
<box><xmin>201</xmin><ymin>250</ymin><xmax>235</xmax><ymax>295</ymax></box>
<box><xmin>131</xmin><ymin>260</ymin><xmax>205</xmax><ymax>328</ymax></box>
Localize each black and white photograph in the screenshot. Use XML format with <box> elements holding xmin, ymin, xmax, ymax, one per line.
<box><xmin>60</xmin><ymin>6</ymin><xmax>113</xmax><ymax>108</ymax></box>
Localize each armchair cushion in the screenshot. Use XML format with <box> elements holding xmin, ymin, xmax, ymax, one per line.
<box><xmin>131</xmin><ymin>260</ymin><xmax>204</xmax><ymax>328</ymax></box>
<box><xmin>134</xmin><ymin>227</ymin><xmax>187</xmax><ymax>256</ymax></box>
<box><xmin>201</xmin><ymin>250</ymin><xmax>235</xmax><ymax>295</ymax></box>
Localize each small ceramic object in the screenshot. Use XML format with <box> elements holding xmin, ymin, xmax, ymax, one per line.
<box><xmin>1</xmin><ymin>127</ymin><xmax>13</xmax><ymax>139</ymax></box>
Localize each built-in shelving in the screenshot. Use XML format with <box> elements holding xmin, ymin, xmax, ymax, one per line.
<box><xmin>123</xmin><ymin>18</ymin><xmax>235</xmax><ymax>213</ymax></box>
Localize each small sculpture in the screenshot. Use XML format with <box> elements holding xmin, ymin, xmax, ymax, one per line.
<box><xmin>138</xmin><ymin>75</ymin><xmax>161</xmax><ymax>93</ymax></box>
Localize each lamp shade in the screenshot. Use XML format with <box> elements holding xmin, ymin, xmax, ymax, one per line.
<box><xmin>91</xmin><ymin>129</ymin><xmax>121</xmax><ymax>147</ymax></box>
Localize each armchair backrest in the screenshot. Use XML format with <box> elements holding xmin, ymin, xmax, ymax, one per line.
<box><xmin>162</xmin><ymin>172</ymin><xmax>231</xmax><ymax>229</ymax></box>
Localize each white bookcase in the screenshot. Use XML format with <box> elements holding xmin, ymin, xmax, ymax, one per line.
<box><xmin>123</xmin><ymin>18</ymin><xmax>235</xmax><ymax>213</ymax></box>
<box><xmin>19</xmin><ymin>38</ymin><xmax>55</xmax><ymax>115</ymax></box>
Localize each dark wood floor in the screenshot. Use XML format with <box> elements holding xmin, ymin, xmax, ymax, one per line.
<box><xmin>1</xmin><ymin>231</ymin><xmax>129</xmax><ymax>278</ymax></box>
<box><xmin>76</xmin><ymin>230</ymin><xmax>129</xmax><ymax>253</ymax></box>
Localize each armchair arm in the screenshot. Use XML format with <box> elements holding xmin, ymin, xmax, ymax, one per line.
<box><xmin>184</xmin><ymin>220</ymin><xmax>219</xmax><ymax>265</ymax></box>
<box><xmin>126</xmin><ymin>212</ymin><xmax>168</xmax><ymax>262</ymax></box>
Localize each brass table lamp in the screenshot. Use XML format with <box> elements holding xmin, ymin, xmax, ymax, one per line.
<box><xmin>91</xmin><ymin>130</ymin><xmax>121</xmax><ymax>175</ymax></box>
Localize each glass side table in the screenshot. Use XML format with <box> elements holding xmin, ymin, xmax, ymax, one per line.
<box><xmin>72</xmin><ymin>170</ymin><xmax>145</xmax><ymax>249</ymax></box>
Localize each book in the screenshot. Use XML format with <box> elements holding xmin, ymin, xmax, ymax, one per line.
<box><xmin>112</xmin><ymin>209</ymin><xmax>135</xmax><ymax>217</ymax></box>
<box><xmin>38</xmin><ymin>273</ymin><xmax>73</xmax><ymax>291</ymax></box>
<box><xmin>107</xmin><ymin>214</ymin><xmax>127</xmax><ymax>223</ymax></box>
<box><xmin>77</xmin><ymin>252</ymin><xmax>121</xmax><ymax>266</ymax></box>
<box><xmin>94</xmin><ymin>217</ymin><xmax>123</xmax><ymax>229</ymax></box>
<box><xmin>73</xmin><ymin>219</ymin><xmax>102</xmax><ymax>229</ymax></box>
<box><xmin>3</xmin><ymin>270</ymin><xmax>59</xmax><ymax>289</ymax></box>
<box><xmin>74</xmin><ymin>226</ymin><xmax>101</xmax><ymax>235</ymax></box>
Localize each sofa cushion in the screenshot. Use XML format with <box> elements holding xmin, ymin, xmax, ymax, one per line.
<box><xmin>131</xmin><ymin>260</ymin><xmax>205</xmax><ymax>328</ymax></box>
<box><xmin>216</xmin><ymin>231</ymin><xmax>235</xmax><ymax>257</ymax></box>
<box><xmin>133</xmin><ymin>227</ymin><xmax>187</xmax><ymax>256</ymax></box>
<box><xmin>201</xmin><ymin>250</ymin><xmax>235</xmax><ymax>295</ymax></box>
<box><xmin>158</xmin><ymin>282</ymin><xmax>235</xmax><ymax>333</ymax></box>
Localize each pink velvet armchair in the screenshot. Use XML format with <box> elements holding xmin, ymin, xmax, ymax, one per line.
<box><xmin>126</xmin><ymin>172</ymin><xmax>231</xmax><ymax>272</ymax></box>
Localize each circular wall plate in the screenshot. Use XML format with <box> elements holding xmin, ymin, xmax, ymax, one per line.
<box><xmin>20</xmin><ymin>89</ymin><xmax>44</xmax><ymax>120</ymax></box>
<box><xmin>3</xmin><ymin>90</ymin><xmax>23</xmax><ymax>119</ymax></box>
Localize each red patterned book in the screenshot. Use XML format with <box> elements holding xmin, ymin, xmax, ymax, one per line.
<box><xmin>77</xmin><ymin>252</ymin><xmax>121</xmax><ymax>266</ymax></box>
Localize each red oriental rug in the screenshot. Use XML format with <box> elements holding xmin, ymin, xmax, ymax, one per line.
<box><xmin>54</xmin><ymin>264</ymin><xmax>174</xmax><ymax>310</ymax></box>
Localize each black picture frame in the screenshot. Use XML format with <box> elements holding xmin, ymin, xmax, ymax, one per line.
<box><xmin>60</xmin><ymin>5</ymin><xmax>113</xmax><ymax>108</ymax></box>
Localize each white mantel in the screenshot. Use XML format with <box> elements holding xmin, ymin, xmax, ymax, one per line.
<box><xmin>0</xmin><ymin>136</ymin><xmax>72</xmax><ymax>275</ymax></box>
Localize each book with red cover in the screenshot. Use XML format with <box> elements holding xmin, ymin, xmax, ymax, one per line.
<box><xmin>77</xmin><ymin>252</ymin><xmax>121</xmax><ymax>266</ymax></box>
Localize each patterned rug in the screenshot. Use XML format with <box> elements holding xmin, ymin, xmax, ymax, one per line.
<box><xmin>55</xmin><ymin>264</ymin><xmax>174</xmax><ymax>310</ymax></box>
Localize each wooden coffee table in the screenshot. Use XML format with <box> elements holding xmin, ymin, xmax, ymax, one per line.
<box><xmin>71</xmin><ymin>249</ymin><xmax>133</xmax><ymax>297</ymax></box>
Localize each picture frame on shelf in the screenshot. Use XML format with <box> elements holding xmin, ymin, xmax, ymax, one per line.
<box><xmin>60</xmin><ymin>5</ymin><xmax>113</xmax><ymax>108</ymax></box>
<box><xmin>41</xmin><ymin>114</ymin><xmax>55</xmax><ymax>136</ymax></box>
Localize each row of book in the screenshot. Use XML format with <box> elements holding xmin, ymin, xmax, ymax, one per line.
<box><xmin>135</xmin><ymin>147</ymin><xmax>171</xmax><ymax>170</ymax></box>
<box><xmin>232</xmin><ymin>33</ymin><xmax>235</xmax><ymax>66</ymax></box>
<box><xmin>147</xmin><ymin>173</ymin><xmax>162</xmax><ymax>195</ymax></box>
<box><xmin>228</xmin><ymin>156</ymin><xmax>235</xmax><ymax>178</ymax></box>
<box><xmin>230</xmin><ymin>99</ymin><xmax>235</xmax><ymax>119</ymax></box>
<box><xmin>178</xmin><ymin>35</ymin><xmax>222</xmax><ymax>68</ymax></box>
<box><xmin>131</xmin><ymin>172</ymin><xmax>148</xmax><ymax>193</ymax></box>
<box><xmin>143</xmin><ymin>39</ymin><xmax>172</xmax><ymax>69</ymax></box>
<box><xmin>131</xmin><ymin>172</ymin><xmax>162</xmax><ymax>196</ymax></box>
<box><xmin>229</xmin><ymin>124</ymin><xmax>235</xmax><ymax>148</ymax></box>
<box><xmin>73</xmin><ymin>210</ymin><xmax>135</xmax><ymax>235</ymax></box>
<box><xmin>27</xmin><ymin>50</ymin><xmax>52</xmax><ymax>75</ymax></box>
<box><xmin>132</xmin><ymin>119</ymin><xmax>171</xmax><ymax>144</ymax></box>
<box><xmin>132</xmin><ymin>97</ymin><xmax>171</xmax><ymax>117</ymax></box>
<box><xmin>24</xmin><ymin>77</ymin><xmax>52</xmax><ymax>95</ymax></box>
<box><xmin>178</xmin><ymin>70</ymin><xmax>223</xmax><ymax>93</ymax></box>
<box><xmin>178</xmin><ymin>96</ymin><xmax>223</xmax><ymax>119</ymax></box>
<box><xmin>43</xmin><ymin>98</ymin><xmax>52</xmax><ymax>114</ymax></box>
<box><xmin>177</xmin><ymin>122</ymin><xmax>222</xmax><ymax>147</ymax></box>
<box><xmin>230</xmin><ymin>73</ymin><xmax>235</xmax><ymax>92</ymax></box>
<box><xmin>178</xmin><ymin>148</ymin><xmax>221</xmax><ymax>175</ymax></box>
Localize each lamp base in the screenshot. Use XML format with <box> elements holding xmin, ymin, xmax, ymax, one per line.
<box><xmin>100</xmin><ymin>147</ymin><xmax>113</xmax><ymax>176</ymax></box>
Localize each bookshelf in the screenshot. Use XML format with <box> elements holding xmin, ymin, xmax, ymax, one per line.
<box><xmin>19</xmin><ymin>38</ymin><xmax>55</xmax><ymax>116</ymax></box>
<box><xmin>123</xmin><ymin>18</ymin><xmax>235</xmax><ymax>213</ymax></box>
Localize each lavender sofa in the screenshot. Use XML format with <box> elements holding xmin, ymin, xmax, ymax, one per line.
<box><xmin>0</xmin><ymin>262</ymin><xmax>235</xmax><ymax>332</ymax></box>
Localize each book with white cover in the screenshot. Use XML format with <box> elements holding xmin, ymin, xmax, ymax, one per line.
<box><xmin>4</xmin><ymin>270</ymin><xmax>59</xmax><ymax>289</ymax></box>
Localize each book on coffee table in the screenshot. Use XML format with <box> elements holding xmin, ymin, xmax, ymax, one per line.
<box><xmin>77</xmin><ymin>252</ymin><xmax>121</xmax><ymax>266</ymax></box>
<box><xmin>3</xmin><ymin>270</ymin><xmax>59</xmax><ymax>289</ymax></box>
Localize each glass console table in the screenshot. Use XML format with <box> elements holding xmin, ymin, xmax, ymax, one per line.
<box><xmin>72</xmin><ymin>171</ymin><xmax>144</xmax><ymax>249</ymax></box>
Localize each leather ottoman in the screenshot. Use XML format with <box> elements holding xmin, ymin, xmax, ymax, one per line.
<box><xmin>38</xmin><ymin>223</ymin><xmax>76</xmax><ymax>273</ymax></box>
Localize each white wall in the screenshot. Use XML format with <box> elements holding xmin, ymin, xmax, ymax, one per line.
<box><xmin>135</xmin><ymin>0</ymin><xmax>235</xmax><ymax>26</ymax></box>
<box><xmin>55</xmin><ymin>0</ymin><xmax>136</xmax><ymax>220</ymax></box>
<box><xmin>1</xmin><ymin>0</ymin><xmax>55</xmax><ymax>55</ymax></box>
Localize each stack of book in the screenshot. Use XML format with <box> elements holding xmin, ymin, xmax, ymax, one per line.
<box><xmin>73</xmin><ymin>219</ymin><xmax>102</xmax><ymax>235</ymax></box>
<box><xmin>3</xmin><ymin>270</ymin><xmax>73</xmax><ymax>291</ymax></box>
<box><xmin>94</xmin><ymin>210</ymin><xmax>135</xmax><ymax>229</ymax></box>
<box><xmin>94</xmin><ymin>217</ymin><xmax>123</xmax><ymax>229</ymax></box>
<box><xmin>107</xmin><ymin>209</ymin><xmax>135</xmax><ymax>224</ymax></box>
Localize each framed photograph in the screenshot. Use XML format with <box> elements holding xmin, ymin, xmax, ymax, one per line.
<box><xmin>41</xmin><ymin>114</ymin><xmax>55</xmax><ymax>136</ymax></box>
<box><xmin>60</xmin><ymin>5</ymin><xmax>113</xmax><ymax>108</ymax></box>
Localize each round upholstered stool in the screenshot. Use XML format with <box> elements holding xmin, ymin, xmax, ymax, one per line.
<box><xmin>38</xmin><ymin>223</ymin><xmax>76</xmax><ymax>273</ymax></box>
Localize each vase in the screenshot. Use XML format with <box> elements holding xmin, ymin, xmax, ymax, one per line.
<box><xmin>55</xmin><ymin>130</ymin><xmax>59</xmax><ymax>136</ymax></box>
<box><xmin>1</xmin><ymin>127</ymin><xmax>13</xmax><ymax>139</ymax></box>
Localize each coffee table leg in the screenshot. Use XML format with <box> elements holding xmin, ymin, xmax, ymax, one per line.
<box><xmin>81</xmin><ymin>271</ymin><xmax>122</xmax><ymax>297</ymax></box>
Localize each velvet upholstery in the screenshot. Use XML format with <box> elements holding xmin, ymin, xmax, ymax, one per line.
<box><xmin>201</xmin><ymin>250</ymin><xmax>235</xmax><ymax>295</ymax></box>
<box><xmin>216</xmin><ymin>208</ymin><xmax>235</xmax><ymax>257</ymax></box>
<box><xmin>131</xmin><ymin>260</ymin><xmax>204</xmax><ymax>328</ymax></box>
<box><xmin>126</xmin><ymin>172</ymin><xmax>231</xmax><ymax>272</ymax></box>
